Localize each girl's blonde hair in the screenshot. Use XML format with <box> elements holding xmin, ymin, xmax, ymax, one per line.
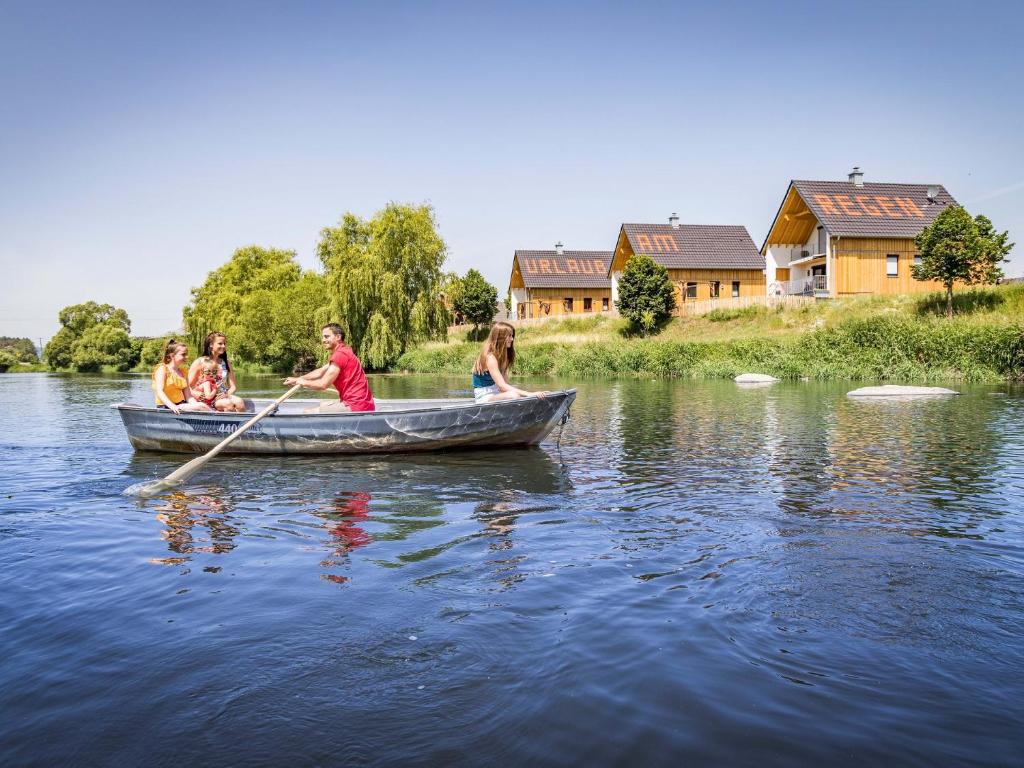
<box><xmin>161</xmin><ymin>338</ymin><xmax>187</xmax><ymax>365</ymax></box>
<box><xmin>473</xmin><ymin>322</ymin><xmax>516</xmax><ymax>375</ymax></box>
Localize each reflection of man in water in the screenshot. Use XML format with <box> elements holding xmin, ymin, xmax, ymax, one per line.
<box><xmin>151</xmin><ymin>492</ymin><xmax>238</xmax><ymax>565</ymax></box>
<box><xmin>317</xmin><ymin>491</ymin><xmax>372</xmax><ymax>584</ymax></box>
<box><xmin>324</xmin><ymin>491</ymin><xmax>372</xmax><ymax>555</ymax></box>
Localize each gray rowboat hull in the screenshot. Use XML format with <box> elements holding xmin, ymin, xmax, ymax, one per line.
<box><xmin>113</xmin><ymin>390</ymin><xmax>576</xmax><ymax>454</ymax></box>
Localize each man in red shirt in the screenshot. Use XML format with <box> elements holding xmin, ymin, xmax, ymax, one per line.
<box><xmin>283</xmin><ymin>323</ymin><xmax>376</xmax><ymax>413</ymax></box>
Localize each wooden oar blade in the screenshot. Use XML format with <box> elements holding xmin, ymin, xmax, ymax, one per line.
<box><xmin>123</xmin><ymin>477</ymin><xmax>184</xmax><ymax>498</ymax></box>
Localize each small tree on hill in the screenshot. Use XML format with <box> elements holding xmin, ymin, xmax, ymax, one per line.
<box><xmin>453</xmin><ymin>269</ymin><xmax>498</xmax><ymax>338</ymax></box>
<box><xmin>616</xmin><ymin>254</ymin><xmax>677</xmax><ymax>335</ymax></box>
<box><xmin>913</xmin><ymin>205</ymin><xmax>1013</xmax><ymax>318</ymax></box>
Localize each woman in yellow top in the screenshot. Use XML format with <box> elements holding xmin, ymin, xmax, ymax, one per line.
<box><xmin>153</xmin><ymin>339</ymin><xmax>215</xmax><ymax>414</ymax></box>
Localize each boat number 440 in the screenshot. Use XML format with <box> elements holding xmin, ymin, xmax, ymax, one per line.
<box><xmin>177</xmin><ymin>417</ymin><xmax>265</xmax><ymax>437</ymax></box>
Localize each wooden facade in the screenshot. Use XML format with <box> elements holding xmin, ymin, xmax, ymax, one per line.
<box><xmin>667</xmin><ymin>268</ymin><xmax>766</xmax><ymax>306</ymax></box>
<box><xmin>831</xmin><ymin>237</ymin><xmax>945</xmax><ymax>296</ymax></box>
<box><xmin>514</xmin><ymin>287</ymin><xmax>612</xmax><ymax>319</ymax></box>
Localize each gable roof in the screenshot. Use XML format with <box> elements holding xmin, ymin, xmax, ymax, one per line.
<box><xmin>789</xmin><ymin>180</ymin><xmax>958</xmax><ymax>239</ymax></box>
<box><xmin>621</xmin><ymin>223</ymin><xmax>764</xmax><ymax>270</ymax></box>
<box><xmin>513</xmin><ymin>250</ymin><xmax>612</xmax><ymax>289</ymax></box>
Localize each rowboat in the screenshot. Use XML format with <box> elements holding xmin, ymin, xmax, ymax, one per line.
<box><xmin>112</xmin><ymin>390</ymin><xmax>576</xmax><ymax>454</ymax></box>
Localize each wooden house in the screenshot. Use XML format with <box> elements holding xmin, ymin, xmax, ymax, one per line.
<box><xmin>761</xmin><ymin>168</ymin><xmax>956</xmax><ymax>297</ymax></box>
<box><xmin>509</xmin><ymin>246</ymin><xmax>613</xmax><ymax>320</ymax></box>
<box><xmin>609</xmin><ymin>216</ymin><xmax>766</xmax><ymax>310</ymax></box>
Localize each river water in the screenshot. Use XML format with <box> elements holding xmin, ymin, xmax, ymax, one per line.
<box><xmin>1</xmin><ymin>372</ymin><xmax>1023</xmax><ymax>766</ymax></box>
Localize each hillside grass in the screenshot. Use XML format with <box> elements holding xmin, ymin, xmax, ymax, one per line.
<box><xmin>397</xmin><ymin>284</ymin><xmax>1024</xmax><ymax>382</ymax></box>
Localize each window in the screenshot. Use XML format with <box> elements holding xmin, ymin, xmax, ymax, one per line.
<box><xmin>886</xmin><ymin>254</ymin><xmax>899</xmax><ymax>277</ymax></box>
<box><xmin>601</xmin><ymin>297</ymin><xmax>609</xmax><ymax>311</ymax></box>
<box><xmin>563</xmin><ymin>297</ymin><xmax>574</xmax><ymax>313</ymax></box>
<box><xmin>914</xmin><ymin>255</ymin><xmax>923</xmax><ymax>268</ymax></box>
<box><xmin>583</xmin><ymin>297</ymin><xmax>592</xmax><ymax>312</ymax></box>
<box><xmin>685</xmin><ymin>282</ymin><xmax>697</xmax><ymax>300</ymax></box>
<box><xmin>709</xmin><ymin>281</ymin><xmax>720</xmax><ymax>299</ymax></box>
<box><xmin>732</xmin><ymin>281</ymin><xmax>740</xmax><ymax>297</ymax></box>
<box><xmin>817</xmin><ymin>226</ymin><xmax>826</xmax><ymax>255</ymax></box>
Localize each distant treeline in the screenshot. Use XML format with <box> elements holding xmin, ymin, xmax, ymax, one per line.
<box><xmin>0</xmin><ymin>337</ymin><xmax>39</xmax><ymax>370</ymax></box>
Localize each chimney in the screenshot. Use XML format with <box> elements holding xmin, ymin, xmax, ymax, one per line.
<box><xmin>926</xmin><ymin>185</ymin><xmax>939</xmax><ymax>203</ymax></box>
<box><xmin>669</xmin><ymin>212</ymin><xmax>680</xmax><ymax>229</ymax></box>
<box><xmin>848</xmin><ymin>166</ymin><xmax>864</xmax><ymax>187</ymax></box>
<box><xmin>555</xmin><ymin>241</ymin><xmax>564</xmax><ymax>255</ymax></box>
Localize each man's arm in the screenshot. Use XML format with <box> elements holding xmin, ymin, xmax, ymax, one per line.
<box><xmin>283</xmin><ymin>363</ymin><xmax>327</xmax><ymax>387</ymax></box>
<box><xmin>284</xmin><ymin>363</ymin><xmax>340</xmax><ymax>391</ymax></box>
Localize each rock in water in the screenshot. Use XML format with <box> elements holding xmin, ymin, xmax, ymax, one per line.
<box><xmin>847</xmin><ymin>385</ymin><xmax>959</xmax><ymax>398</ymax></box>
<box><xmin>734</xmin><ymin>373</ymin><xmax>779</xmax><ymax>384</ymax></box>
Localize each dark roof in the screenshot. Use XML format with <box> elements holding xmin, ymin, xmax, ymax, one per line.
<box><xmin>514</xmin><ymin>250</ymin><xmax>612</xmax><ymax>288</ymax></box>
<box><xmin>791</xmin><ymin>180</ymin><xmax>958</xmax><ymax>238</ymax></box>
<box><xmin>622</xmin><ymin>224</ymin><xmax>765</xmax><ymax>269</ymax></box>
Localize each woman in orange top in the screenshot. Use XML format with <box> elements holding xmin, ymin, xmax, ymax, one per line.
<box><xmin>153</xmin><ymin>339</ymin><xmax>214</xmax><ymax>414</ymax></box>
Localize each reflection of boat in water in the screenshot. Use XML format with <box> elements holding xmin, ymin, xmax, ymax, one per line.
<box><xmin>112</xmin><ymin>391</ymin><xmax>575</xmax><ymax>455</ymax></box>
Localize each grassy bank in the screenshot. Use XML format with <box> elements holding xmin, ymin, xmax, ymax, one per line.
<box><xmin>396</xmin><ymin>285</ymin><xmax>1024</xmax><ymax>382</ymax></box>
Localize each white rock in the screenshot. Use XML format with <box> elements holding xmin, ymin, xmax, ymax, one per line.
<box><xmin>734</xmin><ymin>373</ymin><xmax>779</xmax><ymax>384</ymax></box>
<box><xmin>846</xmin><ymin>385</ymin><xmax>960</xmax><ymax>398</ymax></box>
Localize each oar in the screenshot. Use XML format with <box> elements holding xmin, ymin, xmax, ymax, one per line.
<box><xmin>126</xmin><ymin>384</ymin><xmax>302</xmax><ymax>498</ymax></box>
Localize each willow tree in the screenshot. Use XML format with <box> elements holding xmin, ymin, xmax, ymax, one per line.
<box><xmin>317</xmin><ymin>203</ymin><xmax>451</xmax><ymax>369</ymax></box>
<box><xmin>183</xmin><ymin>246</ymin><xmax>303</xmax><ymax>352</ymax></box>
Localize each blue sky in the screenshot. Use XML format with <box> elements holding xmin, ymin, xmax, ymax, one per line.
<box><xmin>2</xmin><ymin>0</ymin><xmax>1022</xmax><ymax>343</ymax></box>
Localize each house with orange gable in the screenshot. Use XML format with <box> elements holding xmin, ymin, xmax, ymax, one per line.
<box><xmin>509</xmin><ymin>244</ymin><xmax>613</xmax><ymax>320</ymax></box>
<box><xmin>608</xmin><ymin>215</ymin><xmax>766</xmax><ymax>311</ymax></box>
<box><xmin>762</xmin><ymin>168</ymin><xmax>956</xmax><ymax>297</ymax></box>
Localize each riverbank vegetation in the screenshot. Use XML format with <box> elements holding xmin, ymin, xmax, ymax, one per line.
<box><xmin>397</xmin><ymin>283</ymin><xmax>1024</xmax><ymax>382</ymax></box>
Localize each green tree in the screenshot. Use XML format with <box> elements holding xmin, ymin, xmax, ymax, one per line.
<box><xmin>615</xmin><ymin>254</ymin><xmax>677</xmax><ymax>335</ymax></box>
<box><xmin>0</xmin><ymin>337</ymin><xmax>39</xmax><ymax>363</ymax></box>
<box><xmin>183</xmin><ymin>245</ymin><xmax>302</xmax><ymax>350</ymax></box>
<box><xmin>453</xmin><ymin>269</ymin><xmax>498</xmax><ymax>336</ymax></box>
<box><xmin>44</xmin><ymin>327</ymin><xmax>77</xmax><ymax>369</ymax></box>
<box><xmin>0</xmin><ymin>350</ymin><xmax>17</xmax><ymax>372</ymax></box>
<box><xmin>913</xmin><ymin>206</ymin><xmax>1013</xmax><ymax>318</ymax></box>
<box><xmin>58</xmin><ymin>301</ymin><xmax>130</xmax><ymax>334</ymax></box>
<box><xmin>318</xmin><ymin>203</ymin><xmax>450</xmax><ymax>369</ymax></box>
<box><xmin>70</xmin><ymin>324</ymin><xmax>132</xmax><ymax>372</ymax></box>
<box><xmin>233</xmin><ymin>273</ymin><xmax>331</xmax><ymax>372</ymax></box>
<box><xmin>44</xmin><ymin>301</ymin><xmax>134</xmax><ymax>370</ymax></box>
<box><xmin>140</xmin><ymin>337</ymin><xmax>167</xmax><ymax>368</ymax></box>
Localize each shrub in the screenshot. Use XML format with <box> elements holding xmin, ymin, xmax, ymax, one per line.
<box><xmin>616</xmin><ymin>254</ymin><xmax>676</xmax><ymax>335</ymax></box>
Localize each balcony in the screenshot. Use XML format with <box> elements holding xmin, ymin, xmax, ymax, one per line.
<box><xmin>787</xmin><ymin>274</ymin><xmax>829</xmax><ymax>297</ymax></box>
